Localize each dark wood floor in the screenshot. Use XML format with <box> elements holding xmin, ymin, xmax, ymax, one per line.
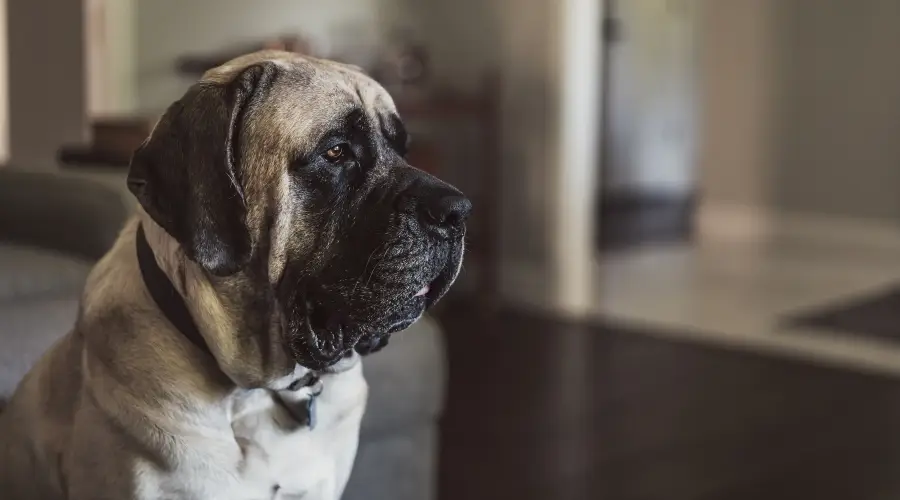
<box><xmin>434</xmin><ymin>300</ymin><xmax>900</xmax><ymax>500</ymax></box>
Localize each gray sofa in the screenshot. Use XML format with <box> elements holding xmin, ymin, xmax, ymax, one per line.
<box><xmin>0</xmin><ymin>168</ymin><xmax>446</xmax><ymax>500</ymax></box>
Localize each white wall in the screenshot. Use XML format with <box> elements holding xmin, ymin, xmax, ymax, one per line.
<box><xmin>7</xmin><ymin>0</ymin><xmax>87</xmax><ymax>169</ymax></box>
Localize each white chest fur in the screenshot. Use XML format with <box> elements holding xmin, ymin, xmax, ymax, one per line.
<box><xmin>202</xmin><ymin>363</ymin><xmax>368</xmax><ymax>500</ymax></box>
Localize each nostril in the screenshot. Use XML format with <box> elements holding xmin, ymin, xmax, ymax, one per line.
<box><xmin>443</xmin><ymin>211</ymin><xmax>461</xmax><ymax>228</ymax></box>
<box><xmin>429</xmin><ymin>195</ymin><xmax>472</xmax><ymax>228</ymax></box>
<box><xmin>394</xmin><ymin>177</ymin><xmax>472</xmax><ymax>229</ymax></box>
<box><xmin>446</xmin><ymin>196</ymin><xmax>472</xmax><ymax>225</ymax></box>
<box><xmin>423</xmin><ymin>206</ymin><xmax>441</xmax><ymax>225</ymax></box>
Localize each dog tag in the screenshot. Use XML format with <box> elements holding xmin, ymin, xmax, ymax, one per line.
<box><xmin>275</xmin><ymin>375</ymin><xmax>322</xmax><ymax>430</ymax></box>
<box><xmin>305</xmin><ymin>395</ymin><xmax>317</xmax><ymax>431</ymax></box>
<box><xmin>287</xmin><ymin>372</ymin><xmax>317</xmax><ymax>392</ymax></box>
<box><xmin>304</xmin><ymin>376</ymin><xmax>323</xmax><ymax>431</ymax></box>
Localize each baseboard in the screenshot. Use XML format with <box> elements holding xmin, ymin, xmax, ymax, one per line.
<box><xmin>696</xmin><ymin>202</ymin><xmax>900</xmax><ymax>249</ymax></box>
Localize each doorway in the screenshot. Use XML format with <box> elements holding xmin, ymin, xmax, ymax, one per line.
<box><xmin>597</xmin><ymin>0</ymin><xmax>699</xmax><ymax>251</ymax></box>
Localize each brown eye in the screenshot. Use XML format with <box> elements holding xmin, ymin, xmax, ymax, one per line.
<box><xmin>323</xmin><ymin>144</ymin><xmax>348</xmax><ymax>162</ymax></box>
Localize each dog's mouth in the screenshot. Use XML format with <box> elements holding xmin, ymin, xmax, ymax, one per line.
<box><xmin>286</xmin><ymin>242</ymin><xmax>462</xmax><ymax>370</ymax></box>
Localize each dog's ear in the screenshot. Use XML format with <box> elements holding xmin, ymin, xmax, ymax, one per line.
<box><xmin>127</xmin><ymin>63</ymin><xmax>277</xmax><ymax>276</ymax></box>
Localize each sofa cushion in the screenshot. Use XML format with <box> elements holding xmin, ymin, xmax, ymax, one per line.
<box><xmin>344</xmin><ymin>424</ymin><xmax>438</xmax><ymax>500</ymax></box>
<box><xmin>0</xmin><ymin>296</ymin><xmax>80</xmax><ymax>400</ymax></box>
<box><xmin>0</xmin><ymin>169</ymin><xmax>131</xmax><ymax>260</ymax></box>
<box><xmin>360</xmin><ymin>315</ymin><xmax>447</xmax><ymax>436</ymax></box>
<box><xmin>0</xmin><ymin>244</ymin><xmax>91</xmax><ymax>302</ymax></box>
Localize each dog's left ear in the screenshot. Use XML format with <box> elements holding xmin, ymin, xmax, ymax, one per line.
<box><xmin>127</xmin><ymin>63</ymin><xmax>277</xmax><ymax>276</ymax></box>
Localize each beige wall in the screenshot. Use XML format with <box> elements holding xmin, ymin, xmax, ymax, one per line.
<box><xmin>697</xmin><ymin>0</ymin><xmax>777</xmax><ymax>209</ymax></box>
<box><xmin>770</xmin><ymin>0</ymin><xmax>900</xmax><ymax>220</ymax></box>
<box><xmin>699</xmin><ymin>0</ymin><xmax>900</xmax><ymax>222</ymax></box>
<box><xmin>7</xmin><ymin>0</ymin><xmax>87</xmax><ymax>169</ymax></box>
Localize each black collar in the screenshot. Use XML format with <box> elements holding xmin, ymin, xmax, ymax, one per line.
<box><xmin>135</xmin><ymin>224</ymin><xmax>320</xmax><ymax>428</ymax></box>
<box><xmin>136</xmin><ymin>224</ymin><xmax>212</xmax><ymax>356</ymax></box>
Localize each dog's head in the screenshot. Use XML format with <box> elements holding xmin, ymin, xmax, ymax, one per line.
<box><xmin>128</xmin><ymin>51</ymin><xmax>469</xmax><ymax>371</ymax></box>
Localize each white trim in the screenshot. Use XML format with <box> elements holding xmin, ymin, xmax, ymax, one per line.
<box><xmin>85</xmin><ymin>0</ymin><xmax>138</xmax><ymax>116</ymax></box>
<box><xmin>551</xmin><ymin>0</ymin><xmax>603</xmax><ymax>317</ymax></box>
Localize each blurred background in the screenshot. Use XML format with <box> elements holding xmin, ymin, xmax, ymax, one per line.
<box><xmin>3</xmin><ymin>0</ymin><xmax>900</xmax><ymax>499</ymax></box>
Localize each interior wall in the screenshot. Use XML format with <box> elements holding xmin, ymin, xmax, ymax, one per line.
<box><xmin>699</xmin><ymin>0</ymin><xmax>900</xmax><ymax>223</ymax></box>
<box><xmin>769</xmin><ymin>0</ymin><xmax>900</xmax><ymax>221</ymax></box>
<box><xmin>697</xmin><ymin>0</ymin><xmax>777</xmax><ymax>210</ymax></box>
<box><xmin>7</xmin><ymin>0</ymin><xmax>87</xmax><ymax>169</ymax></box>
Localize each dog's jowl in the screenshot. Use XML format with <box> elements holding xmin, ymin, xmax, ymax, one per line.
<box><xmin>0</xmin><ymin>51</ymin><xmax>469</xmax><ymax>500</ymax></box>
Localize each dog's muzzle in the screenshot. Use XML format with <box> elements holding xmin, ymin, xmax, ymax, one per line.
<box><xmin>285</xmin><ymin>170</ymin><xmax>471</xmax><ymax>370</ymax></box>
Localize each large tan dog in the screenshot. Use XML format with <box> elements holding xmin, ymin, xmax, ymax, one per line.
<box><xmin>0</xmin><ymin>51</ymin><xmax>469</xmax><ymax>499</ymax></box>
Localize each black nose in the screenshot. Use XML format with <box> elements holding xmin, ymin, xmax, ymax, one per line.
<box><xmin>396</xmin><ymin>178</ymin><xmax>472</xmax><ymax>229</ymax></box>
<box><xmin>423</xmin><ymin>191</ymin><xmax>472</xmax><ymax>228</ymax></box>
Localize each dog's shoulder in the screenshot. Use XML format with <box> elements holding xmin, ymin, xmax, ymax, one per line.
<box><xmin>80</xmin><ymin>217</ymin><xmax>147</xmax><ymax>328</ymax></box>
<box><xmin>0</xmin><ymin>320</ymin><xmax>87</xmax><ymax>498</ymax></box>
<box><xmin>78</xmin><ymin>218</ymin><xmax>227</xmax><ymax>398</ymax></box>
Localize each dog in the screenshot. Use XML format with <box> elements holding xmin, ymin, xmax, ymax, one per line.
<box><xmin>0</xmin><ymin>50</ymin><xmax>470</xmax><ymax>500</ymax></box>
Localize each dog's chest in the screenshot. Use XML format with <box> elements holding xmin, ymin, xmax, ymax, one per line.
<box><xmin>223</xmin><ymin>366</ymin><xmax>368</xmax><ymax>499</ymax></box>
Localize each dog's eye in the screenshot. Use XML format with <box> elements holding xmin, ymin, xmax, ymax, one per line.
<box><xmin>322</xmin><ymin>144</ymin><xmax>350</xmax><ymax>163</ymax></box>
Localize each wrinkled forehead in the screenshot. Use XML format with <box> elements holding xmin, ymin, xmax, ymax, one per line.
<box><xmin>208</xmin><ymin>52</ymin><xmax>399</xmax><ymax>154</ymax></box>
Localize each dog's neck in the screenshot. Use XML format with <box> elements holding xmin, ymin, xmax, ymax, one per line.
<box><xmin>139</xmin><ymin>213</ymin><xmax>300</xmax><ymax>389</ymax></box>
<box><xmin>136</xmin><ymin>223</ymin><xmax>209</xmax><ymax>357</ymax></box>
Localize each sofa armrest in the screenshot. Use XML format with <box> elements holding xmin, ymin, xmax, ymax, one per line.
<box><xmin>0</xmin><ymin>169</ymin><xmax>132</xmax><ymax>260</ymax></box>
